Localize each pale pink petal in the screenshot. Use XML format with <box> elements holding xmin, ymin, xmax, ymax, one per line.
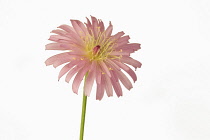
<box><xmin>72</xmin><ymin>63</ymin><xmax>91</xmax><ymax>94</ymax></box>
<box><xmin>110</xmin><ymin>71</ymin><xmax>122</xmax><ymax>97</ymax></box>
<box><xmin>112</xmin><ymin>60</ymin><xmax>129</xmax><ymax>71</ymax></box>
<box><xmin>48</xmin><ymin>35</ymin><xmax>71</xmax><ymax>43</ymax></box>
<box><xmin>117</xmin><ymin>36</ymin><xmax>130</xmax><ymax>43</ymax></box>
<box><xmin>117</xmin><ymin>41</ymin><xmax>129</xmax><ymax>48</ymax></box>
<box><xmin>45</xmin><ymin>52</ymin><xmax>71</xmax><ymax>66</ymax></box>
<box><xmin>98</xmin><ymin>19</ymin><xmax>105</xmax><ymax>32</ymax></box>
<box><xmin>91</xmin><ymin>16</ymin><xmax>99</xmax><ymax>27</ymax></box>
<box><xmin>124</xmin><ymin>43</ymin><xmax>141</xmax><ymax>50</ymax></box>
<box><xmin>113</xmin><ymin>60</ymin><xmax>137</xmax><ymax>82</ymax></box>
<box><xmin>53</xmin><ymin>58</ymin><xmax>70</xmax><ymax>68</ymax></box>
<box><xmin>106</xmin><ymin>59</ymin><xmax>121</xmax><ymax>71</ymax></box>
<box><xmin>125</xmin><ymin>67</ymin><xmax>137</xmax><ymax>82</ymax></box>
<box><xmin>65</xmin><ymin>67</ymin><xmax>80</xmax><ymax>83</ymax></box>
<box><xmin>57</xmin><ymin>24</ymin><xmax>75</xmax><ymax>33</ymax></box>
<box><xmin>109</xmin><ymin>51</ymin><xmax>130</xmax><ymax>56</ymax></box>
<box><xmin>58</xmin><ymin>25</ymin><xmax>83</xmax><ymax>45</ymax></box>
<box><xmin>114</xmin><ymin>70</ymin><xmax>133</xmax><ymax>90</ymax></box>
<box><xmin>115</xmin><ymin>43</ymin><xmax>141</xmax><ymax>53</ymax></box>
<box><xmin>58</xmin><ymin>60</ymin><xmax>79</xmax><ymax>80</ymax></box>
<box><xmin>116</xmin><ymin>48</ymin><xmax>135</xmax><ymax>53</ymax></box>
<box><xmin>75</xmin><ymin>20</ymin><xmax>88</xmax><ymax>35</ymax></box>
<box><xmin>105</xmin><ymin>22</ymin><xmax>113</xmax><ymax>37</ymax></box>
<box><xmin>120</xmin><ymin>56</ymin><xmax>142</xmax><ymax>69</ymax></box>
<box><xmin>58</xmin><ymin>63</ymin><xmax>71</xmax><ymax>80</ymax></box>
<box><xmin>45</xmin><ymin>43</ymin><xmax>78</xmax><ymax>50</ymax></box>
<box><xmin>62</xmin><ymin>35</ymin><xmax>85</xmax><ymax>47</ymax></box>
<box><xmin>68</xmin><ymin>50</ymin><xmax>86</xmax><ymax>56</ymax></box>
<box><xmin>103</xmin><ymin>74</ymin><xmax>113</xmax><ymax>97</ymax></box>
<box><xmin>71</xmin><ymin>20</ymin><xmax>86</xmax><ymax>37</ymax></box>
<box><xmin>51</xmin><ymin>29</ymin><xmax>67</xmax><ymax>36</ymax></box>
<box><xmin>65</xmin><ymin>61</ymin><xmax>86</xmax><ymax>83</ymax></box>
<box><xmin>95</xmin><ymin>64</ymin><xmax>102</xmax><ymax>84</ymax></box>
<box><xmin>60</xmin><ymin>44</ymin><xmax>82</xmax><ymax>51</ymax></box>
<box><xmin>52</xmin><ymin>54</ymin><xmax>82</xmax><ymax>68</ymax></box>
<box><xmin>110</xmin><ymin>31</ymin><xmax>125</xmax><ymax>41</ymax></box>
<box><xmin>112</xmin><ymin>81</ymin><xmax>122</xmax><ymax>97</ymax></box>
<box><xmin>96</xmin><ymin>80</ymin><xmax>105</xmax><ymax>100</ymax></box>
<box><xmin>99</xmin><ymin>61</ymin><xmax>111</xmax><ymax>77</ymax></box>
<box><xmin>85</xmin><ymin>17</ymin><xmax>92</xmax><ymax>34</ymax></box>
<box><xmin>86</xmin><ymin>17</ymin><xmax>92</xmax><ymax>26</ymax></box>
<box><xmin>91</xmin><ymin>16</ymin><xmax>99</xmax><ymax>37</ymax></box>
<box><xmin>84</xmin><ymin>62</ymin><xmax>96</xmax><ymax>96</ymax></box>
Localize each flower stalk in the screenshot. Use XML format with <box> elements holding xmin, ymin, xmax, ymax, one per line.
<box><xmin>79</xmin><ymin>73</ymin><xmax>88</xmax><ymax>140</ymax></box>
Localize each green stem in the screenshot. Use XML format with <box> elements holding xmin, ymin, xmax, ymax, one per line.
<box><xmin>79</xmin><ymin>73</ymin><xmax>88</xmax><ymax>140</ymax></box>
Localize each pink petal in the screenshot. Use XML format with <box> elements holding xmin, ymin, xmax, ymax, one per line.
<box><xmin>120</xmin><ymin>56</ymin><xmax>142</xmax><ymax>69</ymax></box>
<box><xmin>58</xmin><ymin>63</ymin><xmax>71</xmax><ymax>80</ymax></box>
<box><xmin>96</xmin><ymin>80</ymin><xmax>105</xmax><ymax>100</ymax></box>
<box><xmin>91</xmin><ymin>16</ymin><xmax>99</xmax><ymax>38</ymax></box>
<box><xmin>116</xmin><ymin>43</ymin><xmax>141</xmax><ymax>52</ymax></box>
<box><xmin>68</xmin><ymin>50</ymin><xmax>86</xmax><ymax>56</ymax></box>
<box><xmin>125</xmin><ymin>67</ymin><xmax>137</xmax><ymax>82</ymax></box>
<box><xmin>113</xmin><ymin>60</ymin><xmax>137</xmax><ymax>82</ymax></box>
<box><xmin>84</xmin><ymin>62</ymin><xmax>96</xmax><ymax>96</ymax></box>
<box><xmin>112</xmin><ymin>60</ymin><xmax>129</xmax><ymax>71</ymax></box>
<box><xmin>51</xmin><ymin>29</ymin><xmax>67</xmax><ymax>36</ymax></box>
<box><xmin>103</xmin><ymin>74</ymin><xmax>113</xmax><ymax>97</ymax></box>
<box><xmin>110</xmin><ymin>51</ymin><xmax>130</xmax><ymax>56</ymax></box>
<box><xmin>106</xmin><ymin>59</ymin><xmax>121</xmax><ymax>71</ymax></box>
<box><xmin>71</xmin><ymin>20</ymin><xmax>86</xmax><ymax>37</ymax></box>
<box><xmin>116</xmin><ymin>48</ymin><xmax>135</xmax><ymax>53</ymax></box>
<box><xmin>117</xmin><ymin>40</ymin><xmax>129</xmax><ymax>48</ymax></box>
<box><xmin>75</xmin><ymin>20</ymin><xmax>88</xmax><ymax>35</ymax></box>
<box><xmin>85</xmin><ymin>17</ymin><xmax>92</xmax><ymax>35</ymax></box>
<box><xmin>58</xmin><ymin>60</ymin><xmax>79</xmax><ymax>80</ymax></box>
<box><xmin>110</xmin><ymin>71</ymin><xmax>122</xmax><ymax>97</ymax></box>
<box><xmin>105</xmin><ymin>22</ymin><xmax>113</xmax><ymax>37</ymax></box>
<box><xmin>109</xmin><ymin>69</ymin><xmax>118</xmax><ymax>82</ymax></box>
<box><xmin>72</xmin><ymin>62</ymin><xmax>91</xmax><ymax>94</ymax></box>
<box><xmin>96</xmin><ymin>64</ymin><xmax>102</xmax><ymax>84</ymax></box>
<box><xmin>99</xmin><ymin>61</ymin><xmax>111</xmax><ymax>77</ymax></box>
<box><xmin>45</xmin><ymin>43</ymin><xmax>76</xmax><ymax>50</ymax></box>
<box><xmin>57</xmin><ymin>24</ymin><xmax>75</xmax><ymax>33</ymax></box>
<box><xmin>53</xmin><ymin>55</ymin><xmax>81</xmax><ymax>68</ymax></box>
<box><xmin>53</xmin><ymin>58</ymin><xmax>70</xmax><ymax>68</ymax></box>
<box><xmin>86</xmin><ymin>17</ymin><xmax>92</xmax><ymax>26</ymax></box>
<box><xmin>111</xmin><ymin>31</ymin><xmax>125</xmax><ymax>41</ymax></box>
<box><xmin>45</xmin><ymin>52</ymin><xmax>71</xmax><ymax>66</ymax></box>
<box><xmin>125</xmin><ymin>43</ymin><xmax>141</xmax><ymax>50</ymax></box>
<box><xmin>65</xmin><ymin>61</ymin><xmax>85</xmax><ymax>83</ymax></box>
<box><xmin>114</xmin><ymin>70</ymin><xmax>133</xmax><ymax>90</ymax></box>
<box><xmin>47</xmin><ymin>54</ymin><xmax>81</xmax><ymax>68</ymax></box>
<box><xmin>48</xmin><ymin>35</ymin><xmax>71</xmax><ymax>43</ymax></box>
<box><xmin>60</xmin><ymin>44</ymin><xmax>82</xmax><ymax>51</ymax></box>
<box><xmin>58</xmin><ymin>25</ymin><xmax>83</xmax><ymax>45</ymax></box>
<box><xmin>117</xmin><ymin>36</ymin><xmax>130</xmax><ymax>43</ymax></box>
<box><xmin>91</xmin><ymin>16</ymin><xmax>99</xmax><ymax>26</ymax></box>
<box><xmin>98</xmin><ymin>19</ymin><xmax>105</xmax><ymax>32</ymax></box>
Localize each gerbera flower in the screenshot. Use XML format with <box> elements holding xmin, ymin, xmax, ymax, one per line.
<box><xmin>45</xmin><ymin>16</ymin><xmax>141</xmax><ymax>100</ymax></box>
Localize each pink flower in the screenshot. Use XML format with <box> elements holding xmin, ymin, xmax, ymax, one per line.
<box><xmin>45</xmin><ymin>16</ymin><xmax>141</xmax><ymax>100</ymax></box>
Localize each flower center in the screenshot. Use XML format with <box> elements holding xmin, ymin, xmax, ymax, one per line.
<box><xmin>93</xmin><ymin>45</ymin><xmax>100</xmax><ymax>54</ymax></box>
<box><xmin>84</xmin><ymin>33</ymin><xmax>115</xmax><ymax>61</ymax></box>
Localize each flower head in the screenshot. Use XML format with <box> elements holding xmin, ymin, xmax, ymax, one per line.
<box><xmin>45</xmin><ymin>16</ymin><xmax>141</xmax><ymax>100</ymax></box>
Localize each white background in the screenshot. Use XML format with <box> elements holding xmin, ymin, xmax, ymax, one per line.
<box><xmin>0</xmin><ymin>0</ymin><xmax>210</xmax><ymax>140</ymax></box>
